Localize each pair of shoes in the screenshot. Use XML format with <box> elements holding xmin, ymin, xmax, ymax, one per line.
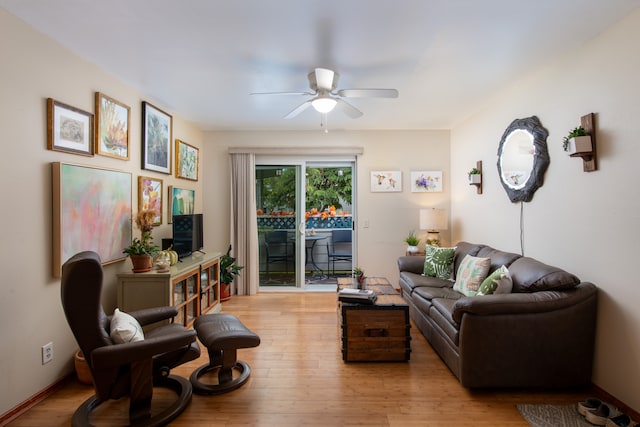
<box><xmin>585</xmin><ymin>402</ymin><xmax>619</xmax><ymax>426</ymax></box>
<box><xmin>579</xmin><ymin>398</ymin><xmax>604</xmax><ymax>416</ymax></box>
<box><xmin>605</xmin><ymin>414</ymin><xmax>640</xmax><ymax>427</ymax></box>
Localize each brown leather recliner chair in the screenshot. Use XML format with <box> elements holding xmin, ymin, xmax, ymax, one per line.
<box><xmin>60</xmin><ymin>251</ymin><xmax>201</xmax><ymax>426</ymax></box>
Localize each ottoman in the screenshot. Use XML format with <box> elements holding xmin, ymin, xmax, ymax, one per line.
<box><xmin>190</xmin><ymin>314</ymin><xmax>260</xmax><ymax>395</ymax></box>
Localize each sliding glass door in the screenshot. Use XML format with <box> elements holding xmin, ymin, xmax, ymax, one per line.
<box><xmin>256</xmin><ymin>158</ymin><xmax>354</xmax><ymax>289</ymax></box>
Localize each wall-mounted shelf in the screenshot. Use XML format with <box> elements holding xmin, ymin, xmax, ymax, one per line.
<box><xmin>570</xmin><ymin>113</ymin><xmax>597</xmax><ymax>172</ymax></box>
<box><xmin>468</xmin><ymin>160</ymin><xmax>483</xmax><ymax>194</ymax></box>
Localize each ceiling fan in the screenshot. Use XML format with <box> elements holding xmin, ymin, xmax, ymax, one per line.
<box><xmin>251</xmin><ymin>67</ymin><xmax>398</xmax><ymax>124</ymax></box>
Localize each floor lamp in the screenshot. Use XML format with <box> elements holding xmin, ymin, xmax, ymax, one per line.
<box><xmin>420</xmin><ymin>208</ymin><xmax>448</xmax><ymax>247</ymax></box>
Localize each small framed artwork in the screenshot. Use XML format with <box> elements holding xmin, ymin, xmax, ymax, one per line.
<box><xmin>52</xmin><ymin>162</ymin><xmax>131</xmax><ymax>277</ymax></box>
<box><xmin>95</xmin><ymin>92</ymin><xmax>130</xmax><ymax>160</ymax></box>
<box><xmin>138</xmin><ymin>176</ymin><xmax>163</xmax><ymax>225</ymax></box>
<box><xmin>175</xmin><ymin>139</ymin><xmax>199</xmax><ymax>181</ymax></box>
<box><xmin>142</xmin><ymin>101</ymin><xmax>172</xmax><ymax>174</ymax></box>
<box><xmin>370</xmin><ymin>171</ymin><xmax>402</xmax><ymax>192</ymax></box>
<box><xmin>168</xmin><ymin>186</ymin><xmax>195</xmax><ymax>223</ymax></box>
<box><xmin>47</xmin><ymin>98</ymin><xmax>94</xmax><ymax>156</ymax></box>
<box><xmin>411</xmin><ymin>171</ymin><xmax>443</xmax><ymax>192</ymax></box>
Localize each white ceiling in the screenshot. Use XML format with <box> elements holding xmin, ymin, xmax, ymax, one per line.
<box><xmin>2</xmin><ymin>0</ymin><xmax>639</xmax><ymax>131</ymax></box>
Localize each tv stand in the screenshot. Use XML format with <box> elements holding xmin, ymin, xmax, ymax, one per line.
<box><xmin>117</xmin><ymin>252</ymin><xmax>221</xmax><ymax>329</ymax></box>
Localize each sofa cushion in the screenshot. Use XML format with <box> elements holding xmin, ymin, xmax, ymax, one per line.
<box><xmin>423</xmin><ymin>245</ymin><xmax>456</xmax><ymax>280</ymax></box>
<box><xmin>509</xmin><ymin>257</ymin><xmax>580</xmax><ymax>292</ymax></box>
<box><xmin>400</xmin><ymin>271</ymin><xmax>451</xmax><ymax>296</ymax></box>
<box><xmin>453</xmin><ymin>255</ymin><xmax>491</xmax><ymax>296</ymax></box>
<box><xmin>476</xmin><ymin>246</ymin><xmax>522</xmax><ymax>273</ymax></box>
<box><xmin>430</xmin><ymin>298</ymin><xmax>460</xmax><ymax>344</ymax></box>
<box><xmin>453</xmin><ymin>242</ymin><xmax>485</xmax><ymax>277</ymax></box>
<box><xmin>477</xmin><ymin>265</ymin><xmax>513</xmax><ymax>295</ymax></box>
<box><xmin>413</xmin><ymin>285</ymin><xmax>461</xmax><ymax>302</ymax></box>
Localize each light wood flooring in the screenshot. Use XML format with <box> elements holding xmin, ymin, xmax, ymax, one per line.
<box><xmin>7</xmin><ymin>292</ymin><xmax>595</xmax><ymax>426</ymax></box>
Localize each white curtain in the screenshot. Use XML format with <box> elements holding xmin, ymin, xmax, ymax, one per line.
<box><xmin>229</xmin><ymin>153</ymin><xmax>259</xmax><ymax>295</ymax></box>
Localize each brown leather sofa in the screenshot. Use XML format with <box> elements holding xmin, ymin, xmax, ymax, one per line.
<box><xmin>398</xmin><ymin>241</ymin><xmax>597</xmax><ymax>388</ymax></box>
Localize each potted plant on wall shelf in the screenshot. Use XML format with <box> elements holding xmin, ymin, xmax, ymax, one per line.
<box><xmin>123</xmin><ymin>210</ymin><xmax>160</xmax><ymax>273</ymax></box>
<box><xmin>468</xmin><ymin>167</ymin><xmax>482</xmax><ymax>184</ymax></box>
<box><xmin>563</xmin><ymin>126</ymin><xmax>592</xmax><ymax>154</ymax></box>
<box><xmin>404</xmin><ymin>230</ymin><xmax>420</xmax><ymax>254</ymax></box>
<box><xmin>220</xmin><ymin>245</ymin><xmax>244</xmax><ymax>301</ymax></box>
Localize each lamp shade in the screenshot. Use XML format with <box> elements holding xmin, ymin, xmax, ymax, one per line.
<box><xmin>311</xmin><ymin>96</ymin><xmax>337</xmax><ymax>113</ymax></box>
<box><xmin>419</xmin><ymin>208</ymin><xmax>448</xmax><ymax>231</ymax></box>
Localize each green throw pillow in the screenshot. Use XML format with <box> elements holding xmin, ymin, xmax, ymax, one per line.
<box><xmin>423</xmin><ymin>245</ymin><xmax>456</xmax><ymax>280</ymax></box>
<box><xmin>477</xmin><ymin>265</ymin><xmax>513</xmax><ymax>295</ymax></box>
<box><xmin>453</xmin><ymin>255</ymin><xmax>491</xmax><ymax>296</ymax></box>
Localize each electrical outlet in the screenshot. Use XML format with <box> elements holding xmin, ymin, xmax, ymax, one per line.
<box><xmin>42</xmin><ymin>342</ymin><xmax>53</xmax><ymax>365</ymax></box>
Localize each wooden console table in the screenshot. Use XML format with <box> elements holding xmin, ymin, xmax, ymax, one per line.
<box><xmin>117</xmin><ymin>252</ymin><xmax>221</xmax><ymax>330</ymax></box>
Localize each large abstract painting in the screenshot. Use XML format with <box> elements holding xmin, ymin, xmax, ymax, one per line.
<box><xmin>52</xmin><ymin>162</ymin><xmax>132</xmax><ymax>277</ymax></box>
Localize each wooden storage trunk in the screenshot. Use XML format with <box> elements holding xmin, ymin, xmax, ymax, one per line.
<box><xmin>341</xmin><ymin>304</ymin><xmax>411</xmax><ymax>362</ymax></box>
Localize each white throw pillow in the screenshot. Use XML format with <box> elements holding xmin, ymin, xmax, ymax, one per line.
<box><xmin>110</xmin><ymin>308</ymin><xmax>144</xmax><ymax>343</ymax></box>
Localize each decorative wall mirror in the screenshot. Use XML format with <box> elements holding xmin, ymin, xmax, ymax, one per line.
<box><xmin>497</xmin><ymin>116</ymin><xmax>549</xmax><ymax>202</ymax></box>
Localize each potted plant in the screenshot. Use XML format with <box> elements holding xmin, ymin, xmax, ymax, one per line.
<box><xmin>563</xmin><ymin>126</ymin><xmax>592</xmax><ymax>154</ymax></box>
<box><xmin>404</xmin><ymin>230</ymin><xmax>420</xmax><ymax>254</ymax></box>
<box><xmin>220</xmin><ymin>245</ymin><xmax>244</xmax><ymax>301</ymax></box>
<box><xmin>123</xmin><ymin>210</ymin><xmax>160</xmax><ymax>272</ymax></box>
<box><xmin>468</xmin><ymin>167</ymin><xmax>481</xmax><ymax>184</ymax></box>
<box><xmin>353</xmin><ymin>267</ymin><xmax>366</xmax><ymax>289</ymax></box>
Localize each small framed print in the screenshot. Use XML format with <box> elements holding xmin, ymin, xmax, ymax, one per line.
<box><xmin>168</xmin><ymin>186</ymin><xmax>195</xmax><ymax>223</ymax></box>
<box><xmin>47</xmin><ymin>98</ymin><xmax>94</xmax><ymax>156</ymax></box>
<box><xmin>142</xmin><ymin>101</ymin><xmax>172</xmax><ymax>174</ymax></box>
<box><xmin>370</xmin><ymin>171</ymin><xmax>402</xmax><ymax>192</ymax></box>
<box><xmin>138</xmin><ymin>176</ymin><xmax>163</xmax><ymax>225</ymax></box>
<box><xmin>411</xmin><ymin>171</ymin><xmax>443</xmax><ymax>192</ymax></box>
<box><xmin>95</xmin><ymin>92</ymin><xmax>130</xmax><ymax>160</ymax></box>
<box><xmin>175</xmin><ymin>139</ymin><xmax>199</xmax><ymax>181</ymax></box>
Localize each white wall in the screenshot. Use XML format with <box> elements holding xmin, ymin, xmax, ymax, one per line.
<box><xmin>202</xmin><ymin>130</ymin><xmax>450</xmax><ymax>287</ymax></box>
<box><xmin>0</xmin><ymin>9</ymin><xmax>203</xmax><ymax>416</ymax></box>
<box><xmin>451</xmin><ymin>9</ymin><xmax>640</xmax><ymax>412</ymax></box>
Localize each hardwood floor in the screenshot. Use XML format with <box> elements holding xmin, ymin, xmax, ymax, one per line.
<box><xmin>7</xmin><ymin>292</ymin><xmax>594</xmax><ymax>426</ymax></box>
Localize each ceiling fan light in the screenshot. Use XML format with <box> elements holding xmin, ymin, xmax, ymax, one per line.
<box><xmin>311</xmin><ymin>97</ymin><xmax>337</xmax><ymax>113</ymax></box>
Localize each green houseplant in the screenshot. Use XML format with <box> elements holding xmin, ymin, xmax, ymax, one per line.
<box><xmin>404</xmin><ymin>230</ymin><xmax>420</xmax><ymax>254</ymax></box>
<box><xmin>563</xmin><ymin>126</ymin><xmax>591</xmax><ymax>153</ymax></box>
<box><xmin>220</xmin><ymin>245</ymin><xmax>244</xmax><ymax>301</ymax></box>
<box><xmin>353</xmin><ymin>267</ymin><xmax>365</xmax><ymax>289</ymax></box>
<box><xmin>468</xmin><ymin>167</ymin><xmax>481</xmax><ymax>183</ymax></box>
<box><xmin>123</xmin><ymin>210</ymin><xmax>160</xmax><ymax>272</ymax></box>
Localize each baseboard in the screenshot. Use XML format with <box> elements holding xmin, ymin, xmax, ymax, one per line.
<box><xmin>592</xmin><ymin>383</ymin><xmax>640</xmax><ymax>421</ymax></box>
<box><xmin>0</xmin><ymin>374</ymin><xmax>72</xmax><ymax>426</ymax></box>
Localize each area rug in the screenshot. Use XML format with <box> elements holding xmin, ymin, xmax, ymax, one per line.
<box><xmin>517</xmin><ymin>404</ymin><xmax>593</xmax><ymax>427</ymax></box>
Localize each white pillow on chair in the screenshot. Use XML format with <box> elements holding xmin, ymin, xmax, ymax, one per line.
<box><xmin>110</xmin><ymin>308</ymin><xmax>144</xmax><ymax>343</ymax></box>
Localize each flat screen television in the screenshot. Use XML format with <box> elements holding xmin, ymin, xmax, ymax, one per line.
<box><xmin>172</xmin><ymin>214</ymin><xmax>204</xmax><ymax>259</ymax></box>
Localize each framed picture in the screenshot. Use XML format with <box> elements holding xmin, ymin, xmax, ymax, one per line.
<box><xmin>175</xmin><ymin>139</ymin><xmax>199</xmax><ymax>181</ymax></box>
<box><xmin>52</xmin><ymin>162</ymin><xmax>132</xmax><ymax>278</ymax></box>
<box><xmin>95</xmin><ymin>92</ymin><xmax>130</xmax><ymax>160</ymax></box>
<box><xmin>411</xmin><ymin>171</ymin><xmax>443</xmax><ymax>192</ymax></box>
<box><xmin>47</xmin><ymin>98</ymin><xmax>94</xmax><ymax>156</ymax></box>
<box><xmin>138</xmin><ymin>176</ymin><xmax>163</xmax><ymax>225</ymax></box>
<box><xmin>168</xmin><ymin>186</ymin><xmax>195</xmax><ymax>223</ymax></box>
<box><xmin>370</xmin><ymin>171</ymin><xmax>402</xmax><ymax>192</ymax></box>
<box><xmin>142</xmin><ymin>101</ymin><xmax>172</xmax><ymax>174</ymax></box>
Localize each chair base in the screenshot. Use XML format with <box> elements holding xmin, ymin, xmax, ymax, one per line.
<box><xmin>71</xmin><ymin>375</ymin><xmax>192</xmax><ymax>427</ymax></box>
<box><xmin>189</xmin><ymin>360</ymin><xmax>251</xmax><ymax>395</ymax></box>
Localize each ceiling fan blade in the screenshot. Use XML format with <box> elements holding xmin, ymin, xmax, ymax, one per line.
<box><xmin>250</xmin><ymin>91</ymin><xmax>314</xmax><ymax>96</ymax></box>
<box><xmin>314</xmin><ymin>68</ymin><xmax>337</xmax><ymax>91</ymax></box>
<box><xmin>335</xmin><ymin>98</ymin><xmax>363</xmax><ymax>119</ymax></box>
<box><xmin>337</xmin><ymin>88</ymin><xmax>399</xmax><ymax>98</ymax></box>
<box><xmin>284</xmin><ymin>100</ymin><xmax>312</xmax><ymax>119</ymax></box>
